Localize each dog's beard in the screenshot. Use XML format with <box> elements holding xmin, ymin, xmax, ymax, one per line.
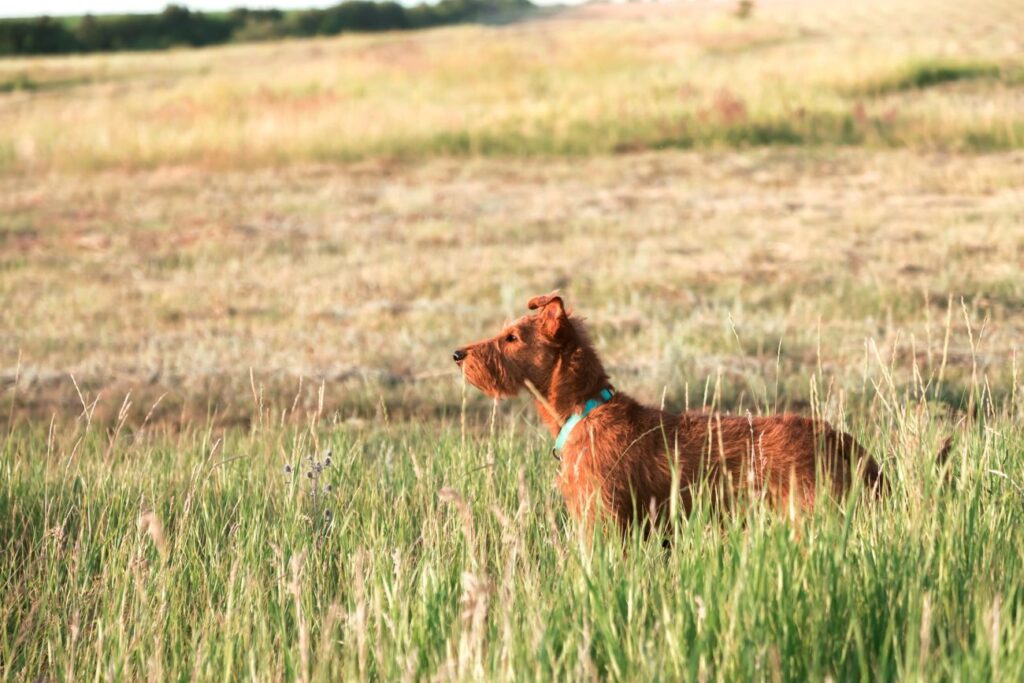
<box><xmin>461</xmin><ymin>353</ymin><xmax>521</xmax><ymax>399</ymax></box>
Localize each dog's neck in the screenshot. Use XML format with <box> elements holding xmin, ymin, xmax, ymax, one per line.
<box><xmin>534</xmin><ymin>339</ymin><xmax>610</xmax><ymax>437</ymax></box>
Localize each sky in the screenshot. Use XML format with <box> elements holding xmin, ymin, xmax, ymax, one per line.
<box><xmin>0</xmin><ymin>1</ymin><xmax>353</xmax><ymax>18</ymax></box>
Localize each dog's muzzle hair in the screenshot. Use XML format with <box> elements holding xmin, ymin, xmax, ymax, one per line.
<box><xmin>456</xmin><ymin>342</ymin><xmax>522</xmax><ymax>398</ymax></box>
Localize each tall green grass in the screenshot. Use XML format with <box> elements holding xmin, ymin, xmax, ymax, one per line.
<box><xmin>3</xmin><ymin>379</ymin><xmax>1023</xmax><ymax>680</ymax></box>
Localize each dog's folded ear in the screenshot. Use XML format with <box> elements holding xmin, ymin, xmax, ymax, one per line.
<box><xmin>527</xmin><ymin>291</ymin><xmax>567</xmax><ymax>337</ymax></box>
<box><xmin>527</xmin><ymin>291</ymin><xmax>562</xmax><ymax>311</ymax></box>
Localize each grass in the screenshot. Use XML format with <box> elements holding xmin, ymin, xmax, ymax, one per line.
<box><xmin>2</xmin><ymin>149</ymin><xmax>1023</xmax><ymax>677</ymax></box>
<box><xmin>3</xmin><ymin>149</ymin><xmax>1022</xmax><ymax>427</ymax></box>
<box><xmin>0</xmin><ymin>0</ymin><xmax>1023</xmax><ymax>171</ymax></box>
<box><xmin>844</xmin><ymin>58</ymin><xmax>1004</xmax><ymax>96</ymax></box>
<box><xmin>3</xmin><ymin>0</ymin><xmax>1024</xmax><ymax>679</ymax></box>
<box><xmin>3</xmin><ymin>378</ymin><xmax>1024</xmax><ymax>680</ymax></box>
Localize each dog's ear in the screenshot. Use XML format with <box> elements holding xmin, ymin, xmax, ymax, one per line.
<box><xmin>527</xmin><ymin>291</ymin><xmax>567</xmax><ymax>338</ymax></box>
<box><xmin>527</xmin><ymin>291</ymin><xmax>562</xmax><ymax>311</ymax></box>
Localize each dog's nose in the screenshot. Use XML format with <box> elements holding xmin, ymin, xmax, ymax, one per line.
<box><xmin>453</xmin><ymin>349</ymin><xmax>467</xmax><ymax>362</ymax></box>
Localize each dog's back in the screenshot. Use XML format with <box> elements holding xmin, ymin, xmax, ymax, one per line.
<box><xmin>557</xmin><ymin>397</ymin><xmax>884</xmax><ymax>529</ymax></box>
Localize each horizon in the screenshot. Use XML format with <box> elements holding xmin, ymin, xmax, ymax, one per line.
<box><xmin>1</xmin><ymin>1</ymin><xmax>334</xmax><ymax>19</ymax></box>
<box><xmin>0</xmin><ymin>0</ymin><xmax>567</xmax><ymax>20</ymax></box>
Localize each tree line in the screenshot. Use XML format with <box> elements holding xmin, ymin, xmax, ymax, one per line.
<box><xmin>0</xmin><ymin>0</ymin><xmax>533</xmax><ymax>56</ymax></box>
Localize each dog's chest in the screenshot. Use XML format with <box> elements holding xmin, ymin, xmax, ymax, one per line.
<box><xmin>557</xmin><ymin>444</ymin><xmax>601</xmax><ymax>516</ymax></box>
<box><xmin>555</xmin><ymin>433</ymin><xmax>629</xmax><ymax>513</ymax></box>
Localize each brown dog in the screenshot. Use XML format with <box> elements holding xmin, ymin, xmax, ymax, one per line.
<box><xmin>454</xmin><ymin>293</ymin><xmax>883</xmax><ymax>533</ymax></box>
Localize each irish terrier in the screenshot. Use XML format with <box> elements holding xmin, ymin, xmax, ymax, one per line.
<box><xmin>454</xmin><ymin>292</ymin><xmax>884</xmax><ymax>533</ymax></box>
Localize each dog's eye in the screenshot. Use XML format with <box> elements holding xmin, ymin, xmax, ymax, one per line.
<box><xmin>505</xmin><ymin>333</ymin><xmax>518</xmax><ymax>343</ymax></box>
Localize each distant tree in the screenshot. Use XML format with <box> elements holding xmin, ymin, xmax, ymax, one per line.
<box><xmin>0</xmin><ymin>16</ymin><xmax>78</xmax><ymax>55</ymax></box>
<box><xmin>76</xmin><ymin>14</ymin><xmax>100</xmax><ymax>50</ymax></box>
<box><xmin>0</xmin><ymin>0</ymin><xmax>537</xmax><ymax>57</ymax></box>
<box><xmin>228</xmin><ymin>9</ymin><xmax>290</xmax><ymax>42</ymax></box>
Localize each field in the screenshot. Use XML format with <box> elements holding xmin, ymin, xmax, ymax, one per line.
<box><xmin>3</xmin><ymin>0</ymin><xmax>1024</xmax><ymax>680</ymax></box>
<box><xmin>2</xmin><ymin>0</ymin><xmax>1023</xmax><ymax>168</ymax></box>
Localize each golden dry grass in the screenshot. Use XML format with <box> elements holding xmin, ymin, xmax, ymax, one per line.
<box><xmin>2</xmin><ymin>150</ymin><xmax>1022</xmax><ymax>426</ymax></box>
<box><xmin>1</xmin><ymin>0</ymin><xmax>1022</xmax><ymax>427</ymax></box>
<box><xmin>0</xmin><ymin>0</ymin><xmax>1022</xmax><ymax>171</ymax></box>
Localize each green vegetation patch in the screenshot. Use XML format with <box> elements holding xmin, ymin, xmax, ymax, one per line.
<box><xmin>845</xmin><ymin>58</ymin><xmax>1003</xmax><ymax>96</ymax></box>
<box><xmin>0</xmin><ymin>73</ymin><xmax>96</xmax><ymax>93</ymax></box>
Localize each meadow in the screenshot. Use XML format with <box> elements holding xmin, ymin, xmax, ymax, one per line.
<box><xmin>3</xmin><ymin>0</ymin><xmax>1024</xmax><ymax>680</ymax></box>
<box><xmin>1</xmin><ymin>0</ymin><xmax>1023</xmax><ymax>169</ymax></box>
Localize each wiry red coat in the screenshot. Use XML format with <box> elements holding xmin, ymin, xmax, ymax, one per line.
<box><xmin>455</xmin><ymin>293</ymin><xmax>882</xmax><ymax>533</ymax></box>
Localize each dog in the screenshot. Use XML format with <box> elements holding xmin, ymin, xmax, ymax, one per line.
<box><xmin>454</xmin><ymin>292</ymin><xmax>885</xmax><ymax>533</ymax></box>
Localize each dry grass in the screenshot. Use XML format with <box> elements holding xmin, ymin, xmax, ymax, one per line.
<box><xmin>1</xmin><ymin>0</ymin><xmax>1023</xmax><ymax>171</ymax></box>
<box><xmin>2</xmin><ymin>150</ymin><xmax>1022</xmax><ymax>426</ymax></box>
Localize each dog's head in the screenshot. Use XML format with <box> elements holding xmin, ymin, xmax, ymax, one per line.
<box><xmin>453</xmin><ymin>292</ymin><xmax>571</xmax><ymax>398</ymax></box>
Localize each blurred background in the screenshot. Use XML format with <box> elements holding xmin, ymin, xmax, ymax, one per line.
<box><xmin>1</xmin><ymin>0</ymin><xmax>1022</xmax><ymax>430</ymax></box>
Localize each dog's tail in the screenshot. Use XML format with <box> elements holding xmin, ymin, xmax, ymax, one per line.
<box><xmin>830</xmin><ymin>428</ymin><xmax>887</xmax><ymax>497</ymax></box>
<box><xmin>858</xmin><ymin>450</ymin><xmax>887</xmax><ymax>497</ymax></box>
<box><xmin>866</xmin><ymin>434</ymin><xmax>954</xmax><ymax>494</ymax></box>
<box><xmin>935</xmin><ymin>435</ymin><xmax>955</xmax><ymax>484</ymax></box>
<box><xmin>935</xmin><ymin>435</ymin><xmax>954</xmax><ymax>466</ymax></box>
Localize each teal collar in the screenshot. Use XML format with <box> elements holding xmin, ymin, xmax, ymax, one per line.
<box><xmin>553</xmin><ymin>388</ymin><xmax>614</xmax><ymax>453</ymax></box>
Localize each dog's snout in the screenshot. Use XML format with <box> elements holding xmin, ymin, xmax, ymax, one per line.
<box><xmin>453</xmin><ymin>348</ymin><xmax>467</xmax><ymax>362</ymax></box>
